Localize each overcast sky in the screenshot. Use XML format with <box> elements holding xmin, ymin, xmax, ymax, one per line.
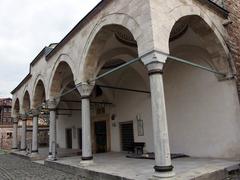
<box><xmin>0</xmin><ymin>0</ymin><xmax>100</xmax><ymax>98</ymax></box>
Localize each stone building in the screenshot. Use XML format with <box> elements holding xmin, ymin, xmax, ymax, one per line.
<box><xmin>0</xmin><ymin>98</ymin><xmax>13</xmax><ymax>149</ymax></box>
<box><xmin>10</xmin><ymin>0</ymin><xmax>240</xmax><ymax>178</ymax></box>
<box><xmin>224</xmin><ymin>0</ymin><xmax>240</xmax><ymax>97</ymax></box>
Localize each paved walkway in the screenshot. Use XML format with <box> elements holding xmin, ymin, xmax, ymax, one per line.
<box><xmin>0</xmin><ymin>154</ymin><xmax>78</xmax><ymax>180</ymax></box>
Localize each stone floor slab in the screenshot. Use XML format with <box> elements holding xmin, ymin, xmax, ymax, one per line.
<box><xmin>44</xmin><ymin>152</ymin><xmax>240</xmax><ymax>180</ymax></box>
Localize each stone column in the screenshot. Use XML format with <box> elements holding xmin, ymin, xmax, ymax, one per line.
<box><xmin>31</xmin><ymin>109</ymin><xmax>39</xmax><ymax>154</ymax></box>
<box><xmin>12</xmin><ymin>117</ymin><xmax>18</xmax><ymax>150</ymax></box>
<box><xmin>77</xmin><ymin>82</ymin><xmax>94</xmax><ymax>162</ymax></box>
<box><xmin>142</xmin><ymin>51</ymin><xmax>174</xmax><ymax>178</ymax></box>
<box><xmin>20</xmin><ymin>114</ymin><xmax>27</xmax><ymax>151</ymax></box>
<box><xmin>47</xmin><ymin>99</ymin><xmax>57</xmax><ymax>161</ymax></box>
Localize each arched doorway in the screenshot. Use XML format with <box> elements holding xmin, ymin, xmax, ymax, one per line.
<box><xmin>164</xmin><ymin>15</ymin><xmax>240</xmax><ymax>158</ymax></box>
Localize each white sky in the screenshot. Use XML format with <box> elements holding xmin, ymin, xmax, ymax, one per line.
<box><xmin>0</xmin><ymin>0</ymin><xmax>100</xmax><ymax>98</ymax></box>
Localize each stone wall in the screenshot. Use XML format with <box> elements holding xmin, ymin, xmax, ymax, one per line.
<box><xmin>0</xmin><ymin>128</ymin><xmax>13</xmax><ymax>150</ymax></box>
<box><xmin>224</xmin><ymin>0</ymin><xmax>240</xmax><ymax>97</ymax></box>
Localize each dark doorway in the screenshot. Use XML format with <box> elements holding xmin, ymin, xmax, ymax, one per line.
<box><xmin>66</xmin><ymin>128</ymin><xmax>72</xmax><ymax>149</ymax></box>
<box><xmin>78</xmin><ymin>128</ymin><xmax>82</xmax><ymax>150</ymax></box>
<box><xmin>120</xmin><ymin>122</ymin><xmax>134</xmax><ymax>152</ymax></box>
<box><xmin>94</xmin><ymin>121</ymin><xmax>107</xmax><ymax>153</ymax></box>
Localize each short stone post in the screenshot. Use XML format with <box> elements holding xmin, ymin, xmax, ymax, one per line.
<box><xmin>47</xmin><ymin>98</ymin><xmax>57</xmax><ymax>161</ymax></box>
<box><xmin>77</xmin><ymin>82</ymin><xmax>94</xmax><ymax>162</ymax></box>
<box><xmin>142</xmin><ymin>51</ymin><xmax>174</xmax><ymax>178</ymax></box>
<box><xmin>20</xmin><ymin>114</ymin><xmax>27</xmax><ymax>151</ymax></box>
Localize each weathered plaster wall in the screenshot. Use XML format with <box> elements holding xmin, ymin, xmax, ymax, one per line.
<box><xmin>165</xmin><ymin>46</ymin><xmax>240</xmax><ymax>158</ymax></box>
<box><xmin>57</xmin><ymin>111</ymin><xmax>82</xmax><ymax>149</ymax></box>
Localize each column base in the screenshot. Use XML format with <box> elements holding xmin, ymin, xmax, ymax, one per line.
<box><xmin>47</xmin><ymin>153</ymin><xmax>57</xmax><ymax>161</ymax></box>
<box><xmin>154</xmin><ymin>165</ymin><xmax>173</xmax><ymax>172</ymax></box>
<box><xmin>79</xmin><ymin>159</ymin><xmax>94</xmax><ymax>166</ymax></box>
<box><xmin>81</xmin><ymin>156</ymin><xmax>93</xmax><ymax>161</ymax></box>
<box><xmin>80</xmin><ymin>156</ymin><xmax>94</xmax><ymax>166</ymax></box>
<box><xmin>47</xmin><ymin>155</ymin><xmax>57</xmax><ymax>161</ymax></box>
<box><xmin>31</xmin><ymin>150</ymin><xmax>39</xmax><ymax>153</ymax></box>
<box><xmin>153</xmin><ymin>171</ymin><xmax>175</xmax><ymax>178</ymax></box>
<box><xmin>29</xmin><ymin>153</ymin><xmax>40</xmax><ymax>159</ymax></box>
<box><xmin>153</xmin><ymin>165</ymin><xmax>175</xmax><ymax>178</ymax></box>
<box><xmin>20</xmin><ymin>148</ymin><xmax>26</xmax><ymax>152</ymax></box>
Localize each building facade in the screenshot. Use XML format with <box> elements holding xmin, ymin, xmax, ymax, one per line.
<box><xmin>11</xmin><ymin>0</ymin><xmax>240</xmax><ymax>178</ymax></box>
<box><xmin>0</xmin><ymin>98</ymin><xmax>13</xmax><ymax>149</ymax></box>
<box><xmin>224</xmin><ymin>0</ymin><xmax>240</xmax><ymax>97</ymax></box>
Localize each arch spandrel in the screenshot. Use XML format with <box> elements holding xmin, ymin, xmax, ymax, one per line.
<box><xmin>32</xmin><ymin>78</ymin><xmax>46</xmax><ymax>109</ymax></box>
<box><xmin>161</xmin><ymin>5</ymin><xmax>233</xmax><ymax>76</ymax></box>
<box><xmin>21</xmin><ymin>90</ymin><xmax>31</xmax><ymax>114</ymax></box>
<box><xmin>47</xmin><ymin>54</ymin><xmax>77</xmax><ymax>100</ymax></box>
<box><xmin>12</xmin><ymin>98</ymin><xmax>20</xmax><ymax>117</ymax></box>
<box><xmin>78</xmin><ymin>13</ymin><xmax>151</xmax><ymax>83</ymax></box>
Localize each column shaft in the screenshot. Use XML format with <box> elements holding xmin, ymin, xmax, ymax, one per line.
<box><xmin>20</xmin><ymin>120</ymin><xmax>27</xmax><ymax>151</ymax></box>
<box><xmin>32</xmin><ymin>116</ymin><xmax>38</xmax><ymax>153</ymax></box>
<box><xmin>12</xmin><ymin>120</ymin><xmax>18</xmax><ymax>149</ymax></box>
<box><xmin>49</xmin><ymin>110</ymin><xmax>57</xmax><ymax>160</ymax></box>
<box><xmin>81</xmin><ymin>98</ymin><xmax>92</xmax><ymax>160</ymax></box>
<box><xmin>149</xmin><ymin>72</ymin><xmax>172</xmax><ymax>169</ymax></box>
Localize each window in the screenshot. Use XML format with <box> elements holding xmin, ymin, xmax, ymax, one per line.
<box><xmin>8</xmin><ymin>117</ymin><xmax>12</xmax><ymax>122</ymax></box>
<box><xmin>3</xmin><ymin>118</ymin><xmax>6</xmax><ymax>122</ymax></box>
<box><xmin>7</xmin><ymin>132</ymin><xmax>12</xmax><ymax>139</ymax></box>
<box><xmin>4</xmin><ymin>108</ymin><xmax>7</xmax><ymax>112</ymax></box>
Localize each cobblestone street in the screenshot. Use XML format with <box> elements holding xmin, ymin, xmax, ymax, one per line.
<box><xmin>0</xmin><ymin>154</ymin><xmax>78</xmax><ymax>180</ymax></box>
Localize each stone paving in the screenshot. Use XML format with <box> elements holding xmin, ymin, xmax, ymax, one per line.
<box><xmin>0</xmin><ymin>154</ymin><xmax>79</xmax><ymax>180</ymax></box>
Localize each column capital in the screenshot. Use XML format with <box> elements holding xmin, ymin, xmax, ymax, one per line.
<box><xmin>20</xmin><ymin>114</ymin><xmax>28</xmax><ymax>121</ymax></box>
<box><xmin>31</xmin><ymin>109</ymin><xmax>40</xmax><ymax>117</ymax></box>
<box><xmin>141</xmin><ymin>50</ymin><xmax>167</xmax><ymax>66</ymax></box>
<box><xmin>12</xmin><ymin>117</ymin><xmax>18</xmax><ymax>124</ymax></box>
<box><xmin>146</xmin><ymin>62</ymin><xmax>164</xmax><ymax>76</ymax></box>
<box><xmin>77</xmin><ymin>82</ymin><xmax>95</xmax><ymax>98</ymax></box>
<box><xmin>47</xmin><ymin>98</ymin><xmax>58</xmax><ymax>110</ymax></box>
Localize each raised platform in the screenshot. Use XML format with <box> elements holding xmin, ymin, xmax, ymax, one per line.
<box><xmin>11</xmin><ymin>147</ymin><xmax>81</xmax><ymax>161</ymax></box>
<box><xmin>44</xmin><ymin>152</ymin><xmax>240</xmax><ymax>180</ymax></box>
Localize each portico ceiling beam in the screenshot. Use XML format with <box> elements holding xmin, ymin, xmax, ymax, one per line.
<box><xmin>56</xmin><ymin>108</ymin><xmax>81</xmax><ymax>111</ymax></box>
<box><xmin>54</xmin><ymin>56</ymin><xmax>141</xmax><ymax>100</ymax></box>
<box><xmin>97</xmin><ymin>84</ymin><xmax>150</xmax><ymax>94</ymax></box>
<box><xmin>60</xmin><ymin>100</ymin><xmax>112</xmax><ymax>105</ymax></box>
<box><xmin>153</xmin><ymin>50</ymin><xmax>227</xmax><ymax>77</ymax></box>
<box><xmin>24</xmin><ymin>50</ymin><xmax>228</xmax><ymax>117</ymax></box>
<box><xmin>93</xmin><ymin>57</ymin><xmax>141</xmax><ymax>82</ymax></box>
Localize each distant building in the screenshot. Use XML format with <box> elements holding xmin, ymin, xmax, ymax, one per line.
<box><xmin>0</xmin><ymin>98</ymin><xmax>13</xmax><ymax>149</ymax></box>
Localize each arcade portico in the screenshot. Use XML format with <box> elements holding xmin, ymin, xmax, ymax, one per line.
<box><xmin>11</xmin><ymin>0</ymin><xmax>240</xmax><ymax>178</ymax></box>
